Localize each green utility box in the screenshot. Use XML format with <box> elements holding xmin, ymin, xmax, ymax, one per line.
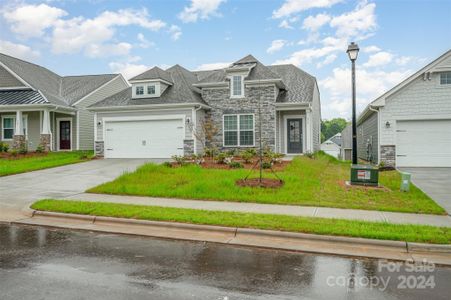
<box><xmin>350</xmin><ymin>164</ymin><xmax>379</xmax><ymax>186</ymax></box>
<box><xmin>400</xmin><ymin>172</ymin><xmax>411</xmax><ymax>192</ymax></box>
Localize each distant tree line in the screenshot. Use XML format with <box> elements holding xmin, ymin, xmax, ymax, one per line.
<box><xmin>321</xmin><ymin>118</ymin><xmax>348</xmax><ymax>142</ymax></box>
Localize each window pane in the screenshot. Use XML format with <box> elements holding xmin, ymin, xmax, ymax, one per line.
<box><xmin>224</xmin><ymin>115</ymin><xmax>237</xmax><ymax>130</ymax></box>
<box><xmin>3</xmin><ymin>128</ymin><xmax>13</xmax><ymax>139</ymax></box>
<box><xmin>3</xmin><ymin>118</ymin><xmax>13</xmax><ymax>129</ymax></box>
<box><xmin>136</xmin><ymin>86</ymin><xmax>144</xmax><ymax>95</ymax></box>
<box><xmin>240</xmin><ymin>115</ymin><xmax>253</xmax><ymax>130</ymax></box>
<box><xmin>440</xmin><ymin>72</ymin><xmax>451</xmax><ymax>84</ymax></box>
<box><xmin>232</xmin><ymin>75</ymin><xmax>242</xmax><ymax>96</ymax></box>
<box><xmin>224</xmin><ymin>131</ymin><xmax>238</xmax><ymax>146</ymax></box>
<box><xmin>240</xmin><ymin>130</ymin><xmax>254</xmax><ymax>146</ymax></box>
<box><xmin>147</xmin><ymin>85</ymin><xmax>155</xmax><ymax>94</ymax></box>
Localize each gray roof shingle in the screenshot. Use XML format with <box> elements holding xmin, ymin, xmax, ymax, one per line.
<box><xmin>0</xmin><ymin>53</ymin><xmax>118</xmax><ymax>107</ymax></box>
<box><xmin>0</xmin><ymin>90</ymin><xmax>47</xmax><ymax>105</ymax></box>
<box><xmin>268</xmin><ymin>64</ymin><xmax>316</xmax><ymax>103</ymax></box>
<box><xmin>130</xmin><ymin>66</ymin><xmax>173</xmax><ymax>83</ymax></box>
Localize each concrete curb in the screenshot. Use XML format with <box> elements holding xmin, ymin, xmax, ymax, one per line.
<box><xmin>26</xmin><ymin>210</ymin><xmax>451</xmax><ymax>255</ymax></box>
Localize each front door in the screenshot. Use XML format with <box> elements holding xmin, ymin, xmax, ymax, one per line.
<box><xmin>59</xmin><ymin>120</ymin><xmax>71</xmax><ymax>150</ymax></box>
<box><xmin>287</xmin><ymin>118</ymin><xmax>302</xmax><ymax>153</ymax></box>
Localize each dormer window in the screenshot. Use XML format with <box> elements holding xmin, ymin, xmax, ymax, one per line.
<box><xmin>147</xmin><ymin>85</ymin><xmax>156</xmax><ymax>95</ymax></box>
<box><xmin>231</xmin><ymin>75</ymin><xmax>244</xmax><ymax>98</ymax></box>
<box><xmin>136</xmin><ymin>86</ymin><xmax>144</xmax><ymax>95</ymax></box>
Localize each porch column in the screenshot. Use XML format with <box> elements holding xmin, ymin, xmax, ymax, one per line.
<box><xmin>13</xmin><ymin>111</ymin><xmax>26</xmax><ymax>150</ymax></box>
<box><xmin>305</xmin><ymin>109</ymin><xmax>312</xmax><ymax>153</ymax></box>
<box><xmin>40</xmin><ymin>109</ymin><xmax>52</xmax><ymax>152</ymax></box>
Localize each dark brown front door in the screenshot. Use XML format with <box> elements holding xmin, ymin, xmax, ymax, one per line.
<box><xmin>59</xmin><ymin>120</ymin><xmax>71</xmax><ymax>150</ymax></box>
<box><xmin>287</xmin><ymin>118</ymin><xmax>302</xmax><ymax>153</ymax></box>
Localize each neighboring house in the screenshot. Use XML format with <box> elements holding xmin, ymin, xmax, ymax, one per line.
<box><xmin>89</xmin><ymin>55</ymin><xmax>321</xmax><ymax>158</ymax></box>
<box><xmin>0</xmin><ymin>53</ymin><xmax>128</xmax><ymax>151</ymax></box>
<box><xmin>357</xmin><ymin>49</ymin><xmax>451</xmax><ymax>167</ymax></box>
<box><xmin>340</xmin><ymin>124</ymin><xmax>352</xmax><ymax>161</ymax></box>
<box><xmin>321</xmin><ymin>133</ymin><xmax>341</xmax><ymax>158</ymax></box>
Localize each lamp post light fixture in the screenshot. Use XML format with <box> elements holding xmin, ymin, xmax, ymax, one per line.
<box><xmin>347</xmin><ymin>42</ymin><xmax>359</xmax><ymax>165</ymax></box>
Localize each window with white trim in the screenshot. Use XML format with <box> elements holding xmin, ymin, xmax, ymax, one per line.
<box><xmin>147</xmin><ymin>85</ymin><xmax>156</xmax><ymax>95</ymax></box>
<box><xmin>440</xmin><ymin>72</ymin><xmax>451</xmax><ymax>85</ymax></box>
<box><xmin>136</xmin><ymin>86</ymin><xmax>144</xmax><ymax>95</ymax></box>
<box><xmin>231</xmin><ymin>75</ymin><xmax>243</xmax><ymax>97</ymax></box>
<box><xmin>2</xmin><ymin>116</ymin><xmax>27</xmax><ymax>140</ymax></box>
<box><xmin>223</xmin><ymin>114</ymin><xmax>254</xmax><ymax>146</ymax></box>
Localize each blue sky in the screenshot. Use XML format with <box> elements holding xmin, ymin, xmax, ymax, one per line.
<box><xmin>0</xmin><ymin>0</ymin><xmax>450</xmax><ymax>119</ymax></box>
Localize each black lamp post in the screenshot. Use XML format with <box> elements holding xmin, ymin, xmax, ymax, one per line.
<box><xmin>347</xmin><ymin>42</ymin><xmax>359</xmax><ymax>165</ymax></box>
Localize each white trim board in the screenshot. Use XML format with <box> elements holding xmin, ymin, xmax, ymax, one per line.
<box><xmin>1</xmin><ymin>114</ymin><xmax>28</xmax><ymax>141</ymax></box>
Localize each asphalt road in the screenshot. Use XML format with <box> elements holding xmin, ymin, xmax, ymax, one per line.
<box><xmin>0</xmin><ymin>224</ymin><xmax>450</xmax><ymax>300</ymax></box>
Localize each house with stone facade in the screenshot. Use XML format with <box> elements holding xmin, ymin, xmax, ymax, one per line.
<box><xmin>89</xmin><ymin>55</ymin><xmax>321</xmax><ymax>158</ymax></box>
<box><xmin>0</xmin><ymin>53</ymin><xmax>128</xmax><ymax>152</ymax></box>
<box><xmin>357</xmin><ymin>49</ymin><xmax>451</xmax><ymax>167</ymax></box>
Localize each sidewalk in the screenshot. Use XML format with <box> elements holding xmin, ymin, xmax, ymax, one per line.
<box><xmin>64</xmin><ymin>193</ymin><xmax>451</xmax><ymax>227</ymax></box>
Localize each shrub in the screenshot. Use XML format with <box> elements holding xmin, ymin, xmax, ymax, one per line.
<box><xmin>304</xmin><ymin>151</ymin><xmax>315</xmax><ymax>159</ymax></box>
<box><xmin>215</xmin><ymin>152</ymin><xmax>227</xmax><ymax>164</ymax></box>
<box><xmin>228</xmin><ymin>161</ymin><xmax>243</xmax><ymax>169</ymax></box>
<box><xmin>18</xmin><ymin>145</ymin><xmax>28</xmax><ymax>155</ymax></box>
<box><xmin>245</xmin><ymin>148</ymin><xmax>257</xmax><ymax>156</ymax></box>
<box><xmin>0</xmin><ymin>142</ymin><xmax>9</xmax><ymax>153</ymax></box>
<box><xmin>190</xmin><ymin>154</ymin><xmax>204</xmax><ymax>165</ymax></box>
<box><xmin>261</xmin><ymin>162</ymin><xmax>272</xmax><ymax>169</ymax></box>
<box><xmin>35</xmin><ymin>145</ymin><xmax>44</xmax><ymax>153</ymax></box>
<box><xmin>172</xmin><ymin>155</ymin><xmax>187</xmax><ymax>166</ymax></box>
<box><xmin>240</xmin><ymin>150</ymin><xmax>254</xmax><ymax>163</ymax></box>
<box><xmin>225</xmin><ymin>149</ymin><xmax>237</xmax><ymax>156</ymax></box>
<box><xmin>162</xmin><ymin>161</ymin><xmax>172</xmax><ymax>168</ymax></box>
<box><xmin>10</xmin><ymin>149</ymin><xmax>18</xmax><ymax>157</ymax></box>
<box><xmin>203</xmin><ymin>146</ymin><xmax>218</xmax><ymax>158</ymax></box>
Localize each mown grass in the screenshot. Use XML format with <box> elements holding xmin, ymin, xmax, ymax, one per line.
<box><xmin>31</xmin><ymin>199</ymin><xmax>451</xmax><ymax>244</ymax></box>
<box><xmin>88</xmin><ymin>153</ymin><xmax>445</xmax><ymax>215</ymax></box>
<box><xmin>0</xmin><ymin>151</ymin><xmax>94</xmax><ymax>176</ymax></box>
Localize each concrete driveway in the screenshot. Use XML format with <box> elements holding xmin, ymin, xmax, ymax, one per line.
<box><xmin>400</xmin><ymin>167</ymin><xmax>451</xmax><ymax>214</ymax></box>
<box><xmin>0</xmin><ymin>159</ymin><xmax>157</xmax><ymax>218</ymax></box>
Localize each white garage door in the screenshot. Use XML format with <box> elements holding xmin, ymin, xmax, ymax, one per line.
<box><xmin>104</xmin><ymin>118</ymin><xmax>184</xmax><ymax>158</ymax></box>
<box><xmin>396</xmin><ymin>119</ymin><xmax>451</xmax><ymax>167</ymax></box>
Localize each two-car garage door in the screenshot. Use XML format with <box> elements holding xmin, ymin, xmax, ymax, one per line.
<box><xmin>396</xmin><ymin>119</ymin><xmax>451</xmax><ymax>167</ymax></box>
<box><xmin>104</xmin><ymin>117</ymin><xmax>184</xmax><ymax>158</ymax></box>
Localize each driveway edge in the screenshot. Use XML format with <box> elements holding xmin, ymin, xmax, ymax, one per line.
<box><xmin>13</xmin><ymin>210</ymin><xmax>451</xmax><ymax>266</ymax></box>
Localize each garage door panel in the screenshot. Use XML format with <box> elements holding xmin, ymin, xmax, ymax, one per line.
<box><xmin>104</xmin><ymin>119</ymin><xmax>184</xmax><ymax>159</ymax></box>
<box><xmin>396</xmin><ymin>119</ymin><xmax>451</xmax><ymax>167</ymax></box>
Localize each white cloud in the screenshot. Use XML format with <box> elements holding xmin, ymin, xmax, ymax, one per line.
<box><xmin>0</xmin><ymin>40</ymin><xmax>40</xmax><ymax>60</ymax></box>
<box><xmin>178</xmin><ymin>0</ymin><xmax>226</xmax><ymax>23</ymax></box>
<box><xmin>84</xmin><ymin>42</ymin><xmax>132</xmax><ymax>58</ymax></box>
<box><xmin>363</xmin><ymin>51</ymin><xmax>393</xmax><ymax>67</ymax></box>
<box><xmin>279</xmin><ymin>20</ymin><xmax>293</xmax><ymax>29</ymax></box>
<box><xmin>363</xmin><ymin>45</ymin><xmax>381</xmax><ymax>53</ymax></box>
<box><xmin>302</xmin><ymin>13</ymin><xmax>331</xmax><ymax>31</ymax></box>
<box><xmin>267</xmin><ymin>39</ymin><xmax>287</xmax><ymax>54</ymax></box>
<box><xmin>137</xmin><ymin>33</ymin><xmax>154</xmax><ymax>48</ymax></box>
<box><xmin>168</xmin><ymin>25</ymin><xmax>182</xmax><ymax>41</ymax></box>
<box><xmin>395</xmin><ymin>56</ymin><xmax>413</xmax><ymax>66</ymax></box>
<box><xmin>195</xmin><ymin>62</ymin><xmax>231</xmax><ymax>70</ymax></box>
<box><xmin>316</xmin><ymin>54</ymin><xmax>337</xmax><ymax>68</ymax></box>
<box><xmin>109</xmin><ymin>61</ymin><xmax>151</xmax><ymax>79</ymax></box>
<box><xmin>272</xmin><ymin>0</ymin><xmax>343</xmax><ymax>18</ymax></box>
<box><xmin>51</xmin><ymin>9</ymin><xmax>165</xmax><ymax>55</ymax></box>
<box><xmin>329</xmin><ymin>2</ymin><xmax>377</xmax><ymax>39</ymax></box>
<box><xmin>274</xmin><ymin>43</ymin><xmax>342</xmax><ymax>66</ymax></box>
<box><xmin>2</xmin><ymin>3</ymin><xmax>67</xmax><ymax>38</ymax></box>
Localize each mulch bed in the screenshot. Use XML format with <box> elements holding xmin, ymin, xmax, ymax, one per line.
<box><xmin>0</xmin><ymin>152</ymin><xmax>48</xmax><ymax>160</ymax></box>
<box><xmin>236</xmin><ymin>178</ymin><xmax>284</xmax><ymax>188</ymax></box>
<box><xmin>171</xmin><ymin>157</ymin><xmax>290</xmax><ymax>171</ymax></box>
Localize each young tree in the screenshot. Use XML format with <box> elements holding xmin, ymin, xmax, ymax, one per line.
<box><xmin>321</xmin><ymin>118</ymin><xmax>348</xmax><ymax>142</ymax></box>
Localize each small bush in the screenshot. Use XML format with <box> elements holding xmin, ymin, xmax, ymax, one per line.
<box><xmin>35</xmin><ymin>145</ymin><xmax>44</xmax><ymax>153</ymax></box>
<box><xmin>10</xmin><ymin>149</ymin><xmax>18</xmax><ymax>157</ymax></box>
<box><xmin>240</xmin><ymin>149</ymin><xmax>256</xmax><ymax>163</ymax></box>
<box><xmin>304</xmin><ymin>151</ymin><xmax>315</xmax><ymax>159</ymax></box>
<box><xmin>18</xmin><ymin>145</ymin><xmax>28</xmax><ymax>155</ymax></box>
<box><xmin>162</xmin><ymin>161</ymin><xmax>172</xmax><ymax>168</ymax></box>
<box><xmin>261</xmin><ymin>162</ymin><xmax>272</xmax><ymax>169</ymax></box>
<box><xmin>245</xmin><ymin>148</ymin><xmax>257</xmax><ymax>156</ymax></box>
<box><xmin>172</xmin><ymin>155</ymin><xmax>187</xmax><ymax>166</ymax></box>
<box><xmin>225</xmin><ymin>149</ymin><xmax>237</xmax><ymax>156</ymax></box>
<box><xmin>190</xmin><ymin>154</ymin><xmax>204</xmax><ymax>165</ymax></box>
<box><xmin>228</xmin><ymin>161</ymin><xmax>243</xmax><ymax>169</ymax></box>
<box><xmin>215</xmin><ymin>152</ymin><xmax>227</xmax><ymax>164</ymax></box>
<box><xmin>0</xmin><ymin>142</ymin><xmax>9</xmax><ymax>153</ymax></box>
<box><xmin>203</xmin><ymin>147</ymin><xmax>218</xmax><ymax>158</ymax></box>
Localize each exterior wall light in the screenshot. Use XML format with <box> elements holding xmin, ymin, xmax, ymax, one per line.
<box><xmin>385</xmin><ymin>121</ymin><xmax>391</xmax><ymax>128</ymax></box>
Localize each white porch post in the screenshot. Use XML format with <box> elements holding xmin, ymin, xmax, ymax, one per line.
<box><xmin>305</xmin><ymin>109</ymin><xmax>312</xmax><ymax>152</ymax></box>
<box><xmin>14</xmin><ymin>111</ymin><xmax>23</xmax><ymax>136</ymax></box>
<box><xmin>40</xmin><ymin>109</ymin><xmax>52</xmax><ymax>151</ymax></box>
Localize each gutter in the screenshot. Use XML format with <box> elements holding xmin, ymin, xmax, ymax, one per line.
<box><xmin>88</xmin><ymin>102</ymin><xmax>211</xmax><ymax>112</ymax></box>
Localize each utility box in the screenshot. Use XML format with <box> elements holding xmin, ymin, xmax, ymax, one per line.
<box><xmin>400</xmin><ymin>172</ymin><xmax>411</xmax><ymax>192</ymax></box>
<box><xmin>350</xmin><ymin>164</ymin><xmax>379</xmax><ymax>186</ymax></box>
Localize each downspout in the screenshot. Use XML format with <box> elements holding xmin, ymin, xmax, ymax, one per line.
<box><xmin>193</xmin><ymin>105</ymin><xmax>203</xmax><ymax>154</ymax></box>
<box><xmin>368</xmin><ymin>105</ymin><xmax>380</xmax><ymax>164</ymax></box>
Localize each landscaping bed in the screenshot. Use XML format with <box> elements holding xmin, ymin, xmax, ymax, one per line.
<box><xmin>31</xmin><ymin>199</ymin><xmax>451</xmax><ymax>244</ymax></box>
<box><xmin>88</xmin><ymin>152</ymin><xmax>445</xmax><ymax>215</ymax></box>
<box><xmin>0</xmin><ymin>151</ymin><xmax>94</xmax><ymax>176</ymax></box>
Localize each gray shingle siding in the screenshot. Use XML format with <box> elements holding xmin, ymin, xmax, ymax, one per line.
<box><xmin>311</xmin><ymin>83</ymin><xmax>321</xmax><ymax>151</ymax></box>
<box><xmin>357</xmin><ymin>111</ymin><xmax>378</xmax><ymax>163</ymax></box>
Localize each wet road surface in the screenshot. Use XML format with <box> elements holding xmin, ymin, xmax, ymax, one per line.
<box><xmin>0</xmin><ymin>224</ymin><xmax>450</xmax><ymax>299</ymax></box>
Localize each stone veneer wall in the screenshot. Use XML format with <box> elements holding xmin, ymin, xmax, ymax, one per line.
<box><xmin>95</xmin><ymin>141</ymin><xmax>104</xmax><ymax>157</ymax></box>
<box><xmin>12</xmin><ymin>135</ymin><xmax>26</xmax><ymax>150</ymax></box>
<box><xmin>183</xmin><ymin>139</ymin><xmax>194</xmax><ymax>156</ymax></box>
<box><xmin>380</xmin><ymin>145</ymin><xmax>396</xmax><ymax>167</ymax></box>
<box><xmin>39</xmin><ymin>134</ymin><xmax>51</xmax><ymax>152</ymax></box>
<box><xmin>201</xmin><ymin>85</ymin><xmax>276</xmax><ymax>151</ymax></box>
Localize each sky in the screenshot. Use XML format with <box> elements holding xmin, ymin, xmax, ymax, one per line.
<box><xmin>0</xmin><ymin>0</ymin><xmax>450</xmax><ymax>119</ymax></box>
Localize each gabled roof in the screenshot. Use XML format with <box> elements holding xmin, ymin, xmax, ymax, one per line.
<box><xmin>269</xmin><ymin>64</ymin><xmax>316</xmax><ymax>103</ymax></box>
<box><xmin>234</xmin><ymin>54</ymin><xmax>258</xmax><ymax>64</ymax></box>
<box><xmin>91</xmin><ymin>64</ymin><xmax>206</xmax><ymax>108</ymax></box>
<box><xmin>129</xmin><ymin>66</ymin><xmax>173</xmax><ymax>84</ymax></box>
<box><xmin>0</xmin><ymin>53</ymin><xmax>120</xmax><ymax>107</ymax></box>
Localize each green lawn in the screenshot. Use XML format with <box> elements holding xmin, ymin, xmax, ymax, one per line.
<box><xmin>0</xmin><ymin>151</ymin><xmax>94</xmax><ymax>176</ymax></box>
<box><xmin>88</xmin><ymin>153</ymin><xmax>445</xmax><ymax>215</ymax></box>
<box><xmin>31</xmin><ymin>199</ymin><xmax>451</xmax><ymax>244</ymax></box>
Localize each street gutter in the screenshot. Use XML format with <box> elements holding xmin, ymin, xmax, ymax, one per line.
<box><xmin>9</xmin><ymin>209</ymin><xmax>451</xmax><ymax>266</ymax></box>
